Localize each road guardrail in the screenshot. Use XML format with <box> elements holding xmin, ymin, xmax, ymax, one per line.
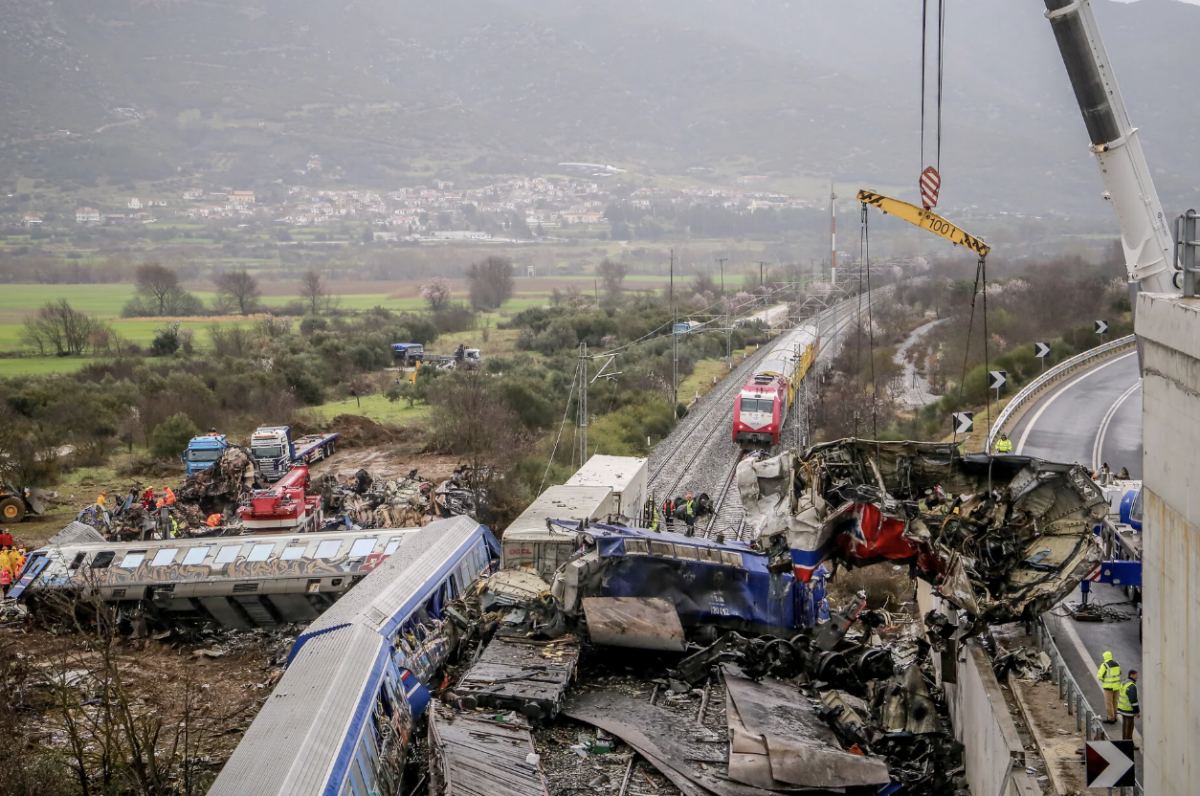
<box><xmin>986</xmin><ymin>335</ymin><xmax>1137</xmax><ymax>451</ymax></box>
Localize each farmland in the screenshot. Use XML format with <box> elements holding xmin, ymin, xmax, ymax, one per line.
<box><xmin>0</xmin><ymin>275</ymin><xmax>667</xmax><ymax>376</ymax></box>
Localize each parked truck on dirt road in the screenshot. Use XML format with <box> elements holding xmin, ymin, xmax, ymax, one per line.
<box><xmin>249</xmin><ymin>425</ymin><xmax>339</xmax><ymax>481</ymax></box>
<box><xmin>181</xmin><ymin>434</ymin><xmax>230</xmax><ymax>477</ymax></box>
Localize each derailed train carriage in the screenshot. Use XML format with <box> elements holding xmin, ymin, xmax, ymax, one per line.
<box><xmin>732</xmin><ymin>323</ymin><xmax>819</xmax><ymax>448</ymax></box>
<box><xmin>17</xmin><ymin>522</ymin><xmax>435</xmax><ymax>629</ymax></box>
<box><xmin>210</xmin><ymin>516</ymin><xmax>498</xmax><ymax>796</ymax></box>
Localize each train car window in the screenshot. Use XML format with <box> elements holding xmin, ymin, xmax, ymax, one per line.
<box><xmin>119</xmin><ymin>551</ymin><xmax>146</xmax><ymax>568</ymax></box>
<box><xmin>214</xmin><ymin>545</ymin><xmax>241</xmax><ymax>565</ymax></box>
<box><xmin>347</xmin><ymin>758</ymin><xmax>368</xmax><ymax>796</ymax></box>
<box><xmin>181</xmin><ymin>546</ymin><xmax>210</xmax><ymax>566</ymax></box>
<box><xmin>625</xmin><ymin>540</ymin><xmax>649</xmax><ymax>555</ymax></box>
<box><xmin>151</xmin><ymin>548</ymin><xmax>178</xmax><ymax>567</ymax></box>
<box><xmin>347</xmin><ymin>538</ymin><xmax>376</xmax><ymax>559</ymax></box>
<box><xmin>91</xmin><ymin>551</ymin><xmax>114</xmax><ymax>569</ymax></box>
<box><xmin>315</xmin><ymin>540</ymin><xmax>342</xmax><ymax>559</ymax></box>
<box><xmin>69</xmin><ymin>552</ymin><xmax>86</xmax><ymax>570</ymax></box>
<box><xmin>247</xmin><ymin>543</ymin><xmax>274</xmax><ymax>563</ymax></box>
<box><xmin>281</xmin><ymin>545</ymin><xmax>305</xmax><ymax>561</ymax></box>
<box><xmin>384</xmin><ymin>539</ymin><xmax>402</xmax><ymax>556</ymax></box>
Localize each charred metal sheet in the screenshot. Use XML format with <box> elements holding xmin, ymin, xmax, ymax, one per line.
<box><xmin>581</xmin><ymin>597</ymin><xmax>686</xmax><ymax>651</ymax></box>
<box><xmin>563</xmin><ymin>689</ymin><xmax>792</xmax><ymax>796</ymax></box>
<box><xmin>453</xmin><ymin>635</ymin><xmax>580</xmax><ymax>721</ymax></box>
<box><xmin>428</xmin><ymin>701</ymin><xmax>548</xmax><ymax>796</ymax></box>
<box><xmin>724</xmin><ymin>671</ymin><xmax>890</xmax><ymax>790</ymax></box>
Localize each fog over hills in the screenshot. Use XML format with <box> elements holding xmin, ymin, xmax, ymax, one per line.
<box><xmin>2</xmin><ymin>0</ymin><xmax>1198</xmax><ymax>214</ymax></box>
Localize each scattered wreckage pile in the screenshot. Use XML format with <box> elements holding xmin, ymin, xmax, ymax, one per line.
<box><xmin>738</xmin><ymin>438</ymin><xmax>1107</xmax><ymax>636</ymax></box>
<box><xmin>85</xmin><ymin>448</ymin><xmax>488</xmax><ymax>540</ymax></box>
<box><xmin>317</xmin><ymin>466</ymin><xmax>489</xmax><ymax>529</ymax></box>
<box><xmin>430</xmin><ymin>568</ymin><xmax>966</xmax><ymax>795</ymax></box>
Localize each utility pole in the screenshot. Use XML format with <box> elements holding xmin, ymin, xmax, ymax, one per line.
<box><xmin>758</xmin><ymin>260</ymin><xmax>767</xmax><ymax>289</ymax></box>
<box><xmin>830</xmin><ymin>184</ymin><xmax>838</xmax><ymax>285</ymax></box>
<box><xmin>670</xmin><ymin>248</ymin><xmax>678</xmax><ymax>411</ymax></box>
<box><xmin>577</xmin><ymin>341</ymin><xmax>588</xmax><ymax>466</ymax></box>
<box><xmin>717</xmin><ymin>256</ymin><xmax>729</xmax><ymax>368</ymax></box>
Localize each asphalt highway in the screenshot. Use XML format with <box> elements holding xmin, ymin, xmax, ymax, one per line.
<box><xmin>1013</xmin><ymin>349</ymin><xmax>1145</xmax><ymax>744</ymax></box>
<box><xmin>1009</xmin><ymin>350</ymin><xmax>1142</xmax><ymax>477</ymax></box>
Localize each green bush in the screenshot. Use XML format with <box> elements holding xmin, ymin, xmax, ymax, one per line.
<box><xmin>150</xmin><ymin>412</ymin><xmax>198</xmax><ymax>460</ymax></box>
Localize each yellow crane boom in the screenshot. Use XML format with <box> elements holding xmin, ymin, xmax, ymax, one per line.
<box><xmin>856</xmin><ymin>189</ymin><xmax>991</xmax><ymax>258</ymax></box>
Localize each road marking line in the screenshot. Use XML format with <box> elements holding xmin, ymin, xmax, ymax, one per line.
<box><xmin>1092</xmin><ymin>379</ymin><xmax>1141</xmax><ymax>473</ymax></box>
<box><xmin>1015</xmin><ymin>351</ymin><xmax>1137</xmax><ymax>455</ymax></box>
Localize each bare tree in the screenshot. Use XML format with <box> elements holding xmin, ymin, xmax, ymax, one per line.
<box><xmin>213</xmin><ymin>269</ymin><xmax>260</xmax><ymax>315</ymax></box>
<box><xmin>596</xmin><ymin>259</ymin><xmax>629</xmax><ymax>300</ymax></box>
<box><xmin>135</xmin><ymin>262</ymin><xmax>179</xmax><ymax>315</ymax></box>
<box><xmin>429</xmin><ymin>370</ymin><xmax>520</xmax><ymax>507</ymax></box>
<box><xmin>21</xmin><ymin>300</ymin><xmax>102</xmax><ymax>355</ymax></box>
<box><xmin>467</xmin><ymin>256</ymin><xmax>514</xmax><ymax>310</ymax></box>
<box><xmin>420</xmin><ymin>278</ymin><xmax>452</xmax><ymax>311</ymax></box>
<box><xmin>299</xmin><ymin>268</ymin><xmax>334</xmax><ymax>314</ymax></box>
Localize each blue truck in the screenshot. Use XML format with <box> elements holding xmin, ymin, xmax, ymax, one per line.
<box><xmin>249</xmin><ymin>425</ymin><xmax>339</xmax><ymax>481</ymax></box>
<box><xmin>182</xmin><ymin>434</ymin><xmax>230</xmax><ymax>477</ymax></box>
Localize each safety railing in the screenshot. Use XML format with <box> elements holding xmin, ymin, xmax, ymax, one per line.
<box><xmin>986</xmin><ymin>334</ymin><xmax>1137</xmax><ymax>451</ymax></box>
<box><xmin>1034</xmin><ymin>616</ymin><xmax>1142</xmax><ymax>795</ymax></box>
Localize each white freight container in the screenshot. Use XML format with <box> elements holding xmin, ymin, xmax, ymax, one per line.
<box><xmin>501</xmin><ymin>484</ymin><xmax>613</xmax><ymax>580</ymax></box>
<box><xmin>564</xmin><ymin>455</ymin><xmax>648</xmax><ymax>521</ymax></box>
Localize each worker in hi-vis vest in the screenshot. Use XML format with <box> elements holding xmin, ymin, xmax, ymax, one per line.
<box><xmin>1118</xmin><ymin>670</ymin><xmax>1140</xmax><ymax>740</ymax></box>
<box><xmin>1097</xmin><ymin>650</ymin><xmax>1122</xmax><ymax>723</ymax></box>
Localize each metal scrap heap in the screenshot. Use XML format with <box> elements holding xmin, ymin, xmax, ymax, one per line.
<box><xmin>739</xmin><ymin>438</ymin><xmax>1107</xmax><ymax>632</ymax></box>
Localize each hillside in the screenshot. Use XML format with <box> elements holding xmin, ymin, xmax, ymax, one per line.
<box><xmin>2</xmin><ymin>0</ymin><xmax>1199</xmax><ymax>213</ymax></box>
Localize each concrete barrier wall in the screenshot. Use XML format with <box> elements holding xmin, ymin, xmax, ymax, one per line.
<box><xmin>946</xmin><ymin>643</ymin><xmax>1041</xmax><ymax>796</ymax></box>
<box><xmin>1136</xmin><ymin>292</ymin><xmax>1200</xmax><ymax>796</ymax></box>
<box><xmin>918</xmin><ymin>583</ymin><xmax>1042</xmax><ymax>796</ymax></box>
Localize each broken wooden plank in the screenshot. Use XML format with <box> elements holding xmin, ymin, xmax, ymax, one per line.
<box><xmin>582</xmin><ymin>596</ymin><xmax>686</xmax><ymax>651</ymax></box>
<box><xmin>454</xmin><ymin>635</ymin><xmax>580</xmax><ymax>721</ymax></box>
<box><xmin>428</xmin><ymin>702</ymin><xmax>548</xmax><ymax>796</ymax></box>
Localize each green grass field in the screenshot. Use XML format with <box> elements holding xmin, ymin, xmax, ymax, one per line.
<box><xmin>0</xmin><ymin>356</ymin><xmax>92</xmax><ymax>377</ymax></box>
<box><xmin>300</xmin><ymin>393</ymin><xmax>432</xmax><ymax>426</ymax></box>
<box><xmin>0</xmin><ymin>275</ymin><xmax>668</xmax><ymax>376</ymax></box>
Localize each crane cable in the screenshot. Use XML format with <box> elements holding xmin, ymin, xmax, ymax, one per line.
<box><xmin>919</xmin><ymin>0</ymin><xmax>947</xmax><ymax>185</ymax></box>
<box><xmin>954</xmin><ymin>256</ymin><xmax>992</xmax><ymax>439</ymax></box>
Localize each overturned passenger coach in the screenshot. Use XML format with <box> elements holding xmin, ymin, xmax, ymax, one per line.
<box><xmin>211</xmin><ymin>516</ymin><xmax>498</xmax><ymax>796</ymax></box>
<box><xmin>17</xmin><ymin>521</ymin><xmax>450</xmax><ymax>629</ymax></box>
<box><xmin>738</xmin><ymin>439</ymin><xmax>1108</xmax><ymax>629</ymax></box>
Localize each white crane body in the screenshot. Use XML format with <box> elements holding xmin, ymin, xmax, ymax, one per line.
<box><xmin>1044</xmin><ymin>0</ymin><xmax>1177</xmax><ymax>294</ymax></box>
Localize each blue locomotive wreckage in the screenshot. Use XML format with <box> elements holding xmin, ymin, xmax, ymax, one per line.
<box><xmin>17</xmin><ymin>442</ymin><xmax>1105</xmax><ymax>795</ymax></box>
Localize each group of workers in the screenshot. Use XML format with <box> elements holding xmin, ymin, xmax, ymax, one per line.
<box><xmin>0</xmin><ymin>546</ymin><xmax>27</xmax><ymax>593</ymax></box>
<box><xmin>88</xmin><ymin>486</ymin><xmax>186</xmax><ymax>539</ymax></box>
<box><xmin>648</xmin><ymin>491</ymin><xmax>713</xmax><ymax>536</ymax></box>
<box><xmin>1097</xmin><ymin>649</ymin><xmax>1140</xmax><ymax>740</ymax></box>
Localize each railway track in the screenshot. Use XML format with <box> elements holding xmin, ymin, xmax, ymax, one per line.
<box><xmin>647</xmin><ymin>294</ymin><xmax>873</xmax><ymax>538</ymax></box>
<box><xmin>699</xmin><ymin>297</ymin><xmax>870</xmax><ymax>540</ymax></box>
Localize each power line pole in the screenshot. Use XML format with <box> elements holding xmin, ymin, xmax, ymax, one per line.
<box><xmin>670</xmin><ymin>248</ymin><xmax>678</xmax><ymax>410</ymax></box>
<box><xmin>577</xmin><ymin>341</ymin><xmax>588</xmax><ymax>466</ymax></box>
<box><xmin>758</xmin><ymin>260</ymin><xmax>768</xmax><ymax>290</ymax></box>
<box><xmin>717</xmin><ymin>256</ymin><xmax>729</xmax><ymax>369</ymax></box>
